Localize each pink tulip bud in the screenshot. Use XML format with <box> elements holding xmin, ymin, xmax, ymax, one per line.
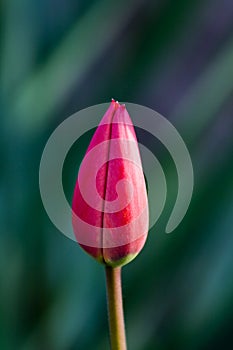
<box><xmin>72</xmin><ymin>100</ymin><xmax>149</xmax><ymax>267</ymax></box>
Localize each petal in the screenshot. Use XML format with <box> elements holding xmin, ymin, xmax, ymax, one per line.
<box><xmin>72</xmin><ymin>101</ymin><xmax>117</xmax><ymax>260</ymax></box>
<box><xmin>102</xmin><ymin>105</ymin><xmax>149</xmax><ymax>265</ymax></box>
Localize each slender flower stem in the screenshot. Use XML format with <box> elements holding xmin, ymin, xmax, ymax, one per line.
<box><xmin>105</xmin><ymin>266</ymin><xmax>127</xmax><ymax>350</ymax></box>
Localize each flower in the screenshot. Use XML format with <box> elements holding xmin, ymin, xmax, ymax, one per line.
<box><xmin>72</xmin><ymin>100</ymin><xmax>148</xmax><ymax>267</ymax></box>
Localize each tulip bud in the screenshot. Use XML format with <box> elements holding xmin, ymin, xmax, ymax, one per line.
<box><xmin>72</xmin><ymin>100</ymin><xmax>149</xmax><ymax>267</ymax></box>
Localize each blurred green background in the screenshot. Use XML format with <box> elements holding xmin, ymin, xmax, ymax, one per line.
<box><xmin>1</xmin><ymin>0</ymin><xmax>233</xmax><ymax>349</ymax></box>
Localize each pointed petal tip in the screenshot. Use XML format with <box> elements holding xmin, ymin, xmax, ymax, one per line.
<box><xmin>110</xmin><ymin>98</ymin><xmax>121</xmax><ymax>111</ymax></box>
<box><xmin>113</xmin><ymin>102</ymin><xmax>133</xmax><ymax>125</ymax></box>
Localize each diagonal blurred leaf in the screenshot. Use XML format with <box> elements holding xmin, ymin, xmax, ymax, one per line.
<box><xmin>173</xmin><ymin>35</ymin><xmax>233</xmax><ymax>143</ymax></box>
<box><xmin>8</xmin><ymin>0</ymin><xmax>144</xmax><ymax>134</ymax></box>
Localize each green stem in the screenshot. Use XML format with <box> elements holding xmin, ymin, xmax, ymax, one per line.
<box><xmin>105</xmin><ymin>266</ymin><xmax>127</xmax><ymax>350</ymax></box>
